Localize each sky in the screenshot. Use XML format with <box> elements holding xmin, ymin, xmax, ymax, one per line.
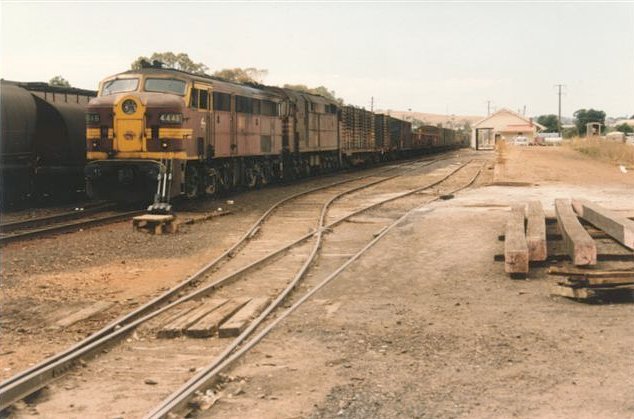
<box><xmin>1</xmin><ymin>2</ymin><xmax>633</xmax><ymax>118</ymax></box>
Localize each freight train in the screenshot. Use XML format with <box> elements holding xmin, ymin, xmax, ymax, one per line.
<box><xmin>84</xmin><ymin>62</ymin><xmax>466</xmax><ymax>209</ymax></box>
<box><xmin>0</xmin><ymin>80</ymin><xmax>96</xmax><ymax>207</ymax></box>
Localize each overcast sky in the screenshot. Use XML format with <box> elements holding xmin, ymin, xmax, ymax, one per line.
<box><xmin>1</xmin><ymin>2</ymin><xmax>633</xmax><ymax>118</ymax></box>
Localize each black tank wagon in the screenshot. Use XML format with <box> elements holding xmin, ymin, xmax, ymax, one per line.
<box><xmin>0</xmin><ymin>80</ymin><xmax>96</xmax><ymax>207</ymax></box>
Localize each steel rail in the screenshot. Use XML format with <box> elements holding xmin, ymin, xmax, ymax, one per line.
<box><xmin>0</xmin><ymin>209</ymin><xmax>146</xmax><ymax>245</ymax></box>
<box><xmin>146</xmin><ymin>161</ymin><xmax>485</xmax><ymax>418</ymax></box>
<box><xmin>0</xmin><ymin>202</ymin><xmax>117</xmax><ymax>233</ymax></box>
<box><xmin>0</xmin><ymin>155</ymin><xmax>444</xmax><ymax>410</ymax></box>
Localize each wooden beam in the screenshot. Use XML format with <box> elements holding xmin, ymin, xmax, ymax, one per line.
<box><xmin>218</xmin><ymin>297</ymin><xmax>270</xmax><ymax>338</ymax></box>
<box><xmin>555</xmin><ymin>199</ymin><xmax>597</xmax><ymax>266</ymax></box>
<box><xmin>55</xmin><ymin>301</ymin><xmax>114</xmax><ymax>328</ymax></box>
<box><xmin>504</xmin><ymin>205</ymin><xmax>529</xmax><ymax>274</ymax></box>
<box><xmin>526</xmin><ymin>201</ymin><xmax>547</xmax><ymax>261</ymax></box>
<box><xmin>551</xmin><ymin>284</ymin><xmax>593</xmax><ymax>299</ymax></box>
<box><xmin>572</xmin><ymin>198</ymin><xmax>634</xmax><ymax>250</ymax></box>
<box><xmin>553</xmin><ymin>283</ymin><xmax>634</xmax><ymax>299</ymax></box>
<box><xmin>548</xmin><ymin>266</ymin><xmax>634</xmax><ymax>278</ymax></box>
<box><xmin>186</xmin><ymin>298</ymin><xmax>250</xmax><ymax>338</ymax></box>
<box><xmin>566</xmin><ymin>276</ymin><xmax>634</xmax><ymax>286</ymax></box>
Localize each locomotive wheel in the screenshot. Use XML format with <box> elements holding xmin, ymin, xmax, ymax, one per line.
<box><xmin>259</xmin><ymin>163</ymin><xmax>272</xmax><ymax>186</ymax></box>
<box><xmin>245</xmin><ymin>167</ymin><xmax>258</xmax><ymax>189</ymax></box>
<box><xmin>205</xmin><ymin>169</ymin><xmax>219</xmax><ymax>196</ymax></box>
<box><xmin>185</xmin><ymin>164</ymin><xmax>201</xmax><ymax>199</ymax></box>
<box><xmin>219</xmin><ymin>166</ymin><xmax>231</xmax><ymax>192</ymax></box>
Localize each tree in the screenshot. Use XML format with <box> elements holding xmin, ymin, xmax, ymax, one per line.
<box><xmin>282</xmin><ymin>84</ymin><xmax>343</xmax><ymax>104</ymax></box>
<box><xmin>212</xmin><ymin>68</ymin><xmax>268</xmax><ymax>84</ymax></box>
<box><xmin>411</xmin><ymin>118</ymin><xmax>426</xmax><ymax>130</ymax></box>
<box><xmin>536</xmin><ymin>114</ymin><xmax>559</xmax><ymax>133</ymax></box>
<box><xmin>615</xmin><ymin>123</ymin><xmax>634</xmax><ymax>134</ymax></box>
<box><xmin>131</xmin><ymin>52</ymin><xmax>208</xmax><ymax>74</ymax></box>
<box><xmin>49</xmin><ymin>75</ymin><xmax>71</xmax><ymax>87</ymax></box>
<box><xmin>573</xmin><ymin>108</ymin><xmax>606</xmax><ymax>136</ymax></box>
<box><xmin>563</xmin><ymin>126</ymin><xmax>579</xmax><ymax>139</ymax></box>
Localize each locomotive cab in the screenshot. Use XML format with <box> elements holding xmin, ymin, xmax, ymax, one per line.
<box><xmin>85</xmin><ymin>71</ymin><xmax>192</xmax><ymax>205</ymax></box>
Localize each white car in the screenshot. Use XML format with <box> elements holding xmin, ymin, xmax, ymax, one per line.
<box><xmin>513</xmin><ymin>135</ymin><xmax>529</xmax><ymax>146</ymax></box>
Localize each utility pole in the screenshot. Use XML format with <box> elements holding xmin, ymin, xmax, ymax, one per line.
<box><xmin>555</xmin><ymin>84</ymin><xmax>565</xmax><ymax>137</ymax></box>
<box><xmin>487</xmin><ymin>100</ymin><xmax>491</xmax><ymax>116</ymax></box>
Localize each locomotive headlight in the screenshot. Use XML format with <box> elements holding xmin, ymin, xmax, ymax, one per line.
<box><xmin>122</xmin><ymin>99</ymin><xmax>137</xmax><ymax>115</ymax></box>
<box><xmin>159</xmin><ymin>113</ymin><xmax>183</xmax><ymax>124</ymax></box>
<box><xmin>161</xmin><ymin>140</ymin><xmax>169</xmax><ymax>149</ymax></box>
<box><xmin>86</xmin><ymin>113</ymin><xmax>100</xmax><ymax>123</ymax></box>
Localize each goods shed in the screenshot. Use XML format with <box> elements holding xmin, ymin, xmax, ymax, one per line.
<box><xmin>471</xmin><ymin>108</ymin><xmax>544</xmax><ymax>150</ymax></box>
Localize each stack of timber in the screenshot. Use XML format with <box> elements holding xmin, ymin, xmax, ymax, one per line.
<box><xmin>550</xmin><ymin>198</ymin><xmax>634</xmax><ymax>301</ymax></box>
<box><xmin>549</xmin><ymin>266</ymin><xmax>634</xmax><ymax>301</ymax></box>
<box><xmin>374</xmin><ymin>114</ymin><xmax>390</xmax><ymax>150</ymax></box>
<box><xmin>340</xmin><ymin>106</ymin><xmax>375</xmax><ymax>151</ymax></box>
<box><xmin>501</xmin><ymin>199</ymin><xmax>634</xmax><ymax>283</ymax></box>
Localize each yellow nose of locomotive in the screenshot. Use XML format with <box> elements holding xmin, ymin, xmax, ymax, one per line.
<box><xmin>114</xmin><ymin>96</ymin><xmax>145</xmax><ymax>152</ymax></box>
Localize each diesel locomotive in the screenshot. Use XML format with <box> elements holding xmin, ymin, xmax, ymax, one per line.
<box><xmin>84</xmin><ymin>62</ymin><xmax>465</xmax><ymax>208</ymax></box>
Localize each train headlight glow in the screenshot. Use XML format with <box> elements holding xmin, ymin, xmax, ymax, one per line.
<box><xmin>122</xmin><ymin>99</ymin><xmax>137</xmax><ymax>115</ymax></box>
<box><xmin>159</xmin><ymin>113</ymin><xmax>183</xmax><ymax>124</ymax></box>
<box><xmin>161</xmin><ymin>140</ymin><xmax>169</xmax><ymax>149</ymax></box>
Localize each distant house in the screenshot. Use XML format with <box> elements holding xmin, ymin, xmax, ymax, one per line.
<box><xmin>470</xmin><ymin>108</ymin><xmax>545</xmax><ymax>150</ymax></box>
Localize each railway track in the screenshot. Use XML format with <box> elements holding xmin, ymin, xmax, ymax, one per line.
<box><xmin>0</xmin><ymin>153</ymin><xmax>483</xmax><ymax>417</ymax></box>
<box><xmin>0</xmin><ymin>203</ymin><xmax>144</xmax><ymax>245</ymax></box>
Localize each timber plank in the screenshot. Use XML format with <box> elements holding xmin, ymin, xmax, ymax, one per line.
<box><xmin>548</xmin><ymin>266</ymin><xmax>634</xmax><ymax>278</ymax></box>
<box><xmin>572</xmin><ymin>198</ymin><xmax>634</xmax><ymax>250</ymax></box>
<box><xmin>218</xmin><ymin>297</ymin><xmax>270</xmax><ymax>338</ymax></box>
<box><xmin>566</xmin><ymin>276</ymin><xmax>634</xmax><ymax>286</ymax></box>
<box><xmin>158</xmin><ymin>299</ymin><xmax>228</xmax><ymax>339</ymax></box>
<box><xmin>55</xmin><ymin>301</ymin><xmax>114</xmax><ymax>328</ymax></box>
<box><xmin>186</xmin><ymin>298</ymin><xmax>250</xmax><ymax>338</ymax></box>
<box><xmin>551</xmin><ymin>285</ymin><xmax>594</xmax><ymax>299</ymax></box>
<box><xmin>555</xmin><ymin>199</ymin><xmax>597</xmax><ymax>266</ymax></box>
<box><xmin>527</xmin><ymin>201</ymin><xmax>547</xmax><ymax>261</ymax></box>
<box><xmin>504</xmin><ymin>205</ymin><xmax>529</xmax><ymax>274</ymax></box>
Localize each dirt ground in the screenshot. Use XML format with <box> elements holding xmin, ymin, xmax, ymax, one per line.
<box><xmin>2</xmin><ymin>146</ymin><xmax>634</xmax><ymax>418</ymax></box>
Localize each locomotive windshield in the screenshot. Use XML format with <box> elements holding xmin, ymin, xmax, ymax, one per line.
<box><xmin>101</xmin><ymin>78</ymin><xmax>139</xmax><ymax>96</ymax></box>
<box><xmin>144</xmin><ymin>78</ymin><xmax>186</xmax><ymax>95</ymax></box>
